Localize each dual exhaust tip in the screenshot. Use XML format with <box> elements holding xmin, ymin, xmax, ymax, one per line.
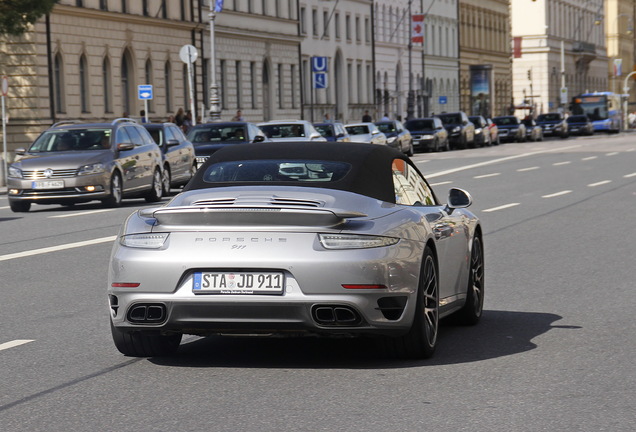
<box><xmin>127</xmin><ymin>304</ymin><xmax>166</xmax><ymax>324</ymax></box>
<box><xmin>312</xmin><ymin>305</ymin><xmax>362</xmax><ymax>326</ymax></box>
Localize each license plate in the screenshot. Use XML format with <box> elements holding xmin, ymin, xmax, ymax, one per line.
<box><xmin>193</xmin><ymin>271</ymin><xmax>284</xmax><ymax>295</ymax></box>
<box><xmin>32</xmin><ymin>180</ymin><xmax>64</xmax><ymax>189</ymax></box>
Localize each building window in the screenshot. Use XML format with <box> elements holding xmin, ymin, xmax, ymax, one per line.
<box><xmin>54</xmin><ymin>53</ymin><xmax>65</xmax><ymax>113</ymax></box>
<box><xmin>312</xmin><ymin>9</ymin><xmax>318</xmax><ymax>36</ymax></box>
<box><xmin>300</xmin><ymin>7</ymin><xmax>306</xmax><ymax>34</ymax></box>
<box><xmin>99</xmin><ymin>0</ymin><xmax>107</xmax><ymax>10</ymax></box>
<box><xmin>290</xmin><ymin>64</ymin><xmax>296</xmax><ymax>109</ymax></box>
<box><xmin>251</xmin><ymin>61</ymin><xmax>257</xmax><ymax>109</ymax></box>
<box><xmin>220</xmin><ymin>59</ymin><xmax>226</xmax><ymax>109</ymax></box>
<box><xmin>102</xmin><ymin>57</ymin><xmax>112</xmax><ymax>113</ymax></box>
<box><xmin>121</xmin><ymin>50</ymin><xmax>134</xmax><ymax>116</ymax></box>
<box><xmin>161</xmin><ymin>0</ymin><xmax>167</xmax><ymax>19</ymax></box>
<box><xmin>76</xmin><ymin>0</ymin><xmax>83</xmax><ymax>6</ymax></box>
<box><xmin>180</xmin><ymin>0</ymin><xmax>186</xmax><ymax>20</ymax></box>
<box><xmin>145</xmin><ymin>59</ymin><xmax>153</xmax><ymax>113</ymax></box>
<box><xmin>335</xmin><ymin>13</ymin><xmax>340</xmax><ymax>39</ymax></box>
<box><xmin>121</xmin><ymin>0</ymin><xmax>126</xmax><ymax>13</ymax></box>
<box><xmin>345</xmin><ymin>15</ymin><xmax>351</xmax><ymax>41</ymax></box>
<box><xmin>165</xmin><ymin>61</ymin><xmax>172</xmax><ymax>113</ymax></box>
<box><xmin>236</xmin><ymin>61</ymin><xmax>242</xmax><ymax>109</ymax></box>
<box><xmin>365</xmin><ymin>17</ymin><xmax>370</xmax><ymax>43</ymax></box>
<box><xmin>355</xmin><ymin>16</ymin><xmax>360</xmax><ymax>42</ymax></box>
<box><xmin>278</xmin><ymin>63</ymin><xmax>284</xmax><ymax>109</ymax></box>
<box><xmin>79</xmin><ymin>54</ymin><xmax>89</xmax><ymax>113</ymax></box>
<box><xmin>323</xmin><ymin>10</ymin><xmax>329</xmax><ymax>38</ymax></box>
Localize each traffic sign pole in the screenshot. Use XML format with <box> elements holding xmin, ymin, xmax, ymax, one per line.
<box><xmin>2</xmin><ymin>75</ymin><xmax>8</xmax><ymax>187</ymax></box>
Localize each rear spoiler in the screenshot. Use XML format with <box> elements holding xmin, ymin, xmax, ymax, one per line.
<box><xmin>139</xmin><ymin>206</ymin><xmax>367</xmax><ymax>227</ymax></box>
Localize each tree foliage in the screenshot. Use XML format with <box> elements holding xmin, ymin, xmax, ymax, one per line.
<box><xmin>0</xmin><ymin>0</ymin><xmax>59</xmax><ymax>36</ymax></box>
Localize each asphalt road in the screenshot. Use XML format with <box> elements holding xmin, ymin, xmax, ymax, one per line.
<box><xmin>1</xmin><ymin>134</ymin><xmax>635</xmax><ymax>431</ymax></box>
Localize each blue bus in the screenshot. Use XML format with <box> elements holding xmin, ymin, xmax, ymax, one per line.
<box><xmin>570</xmin><ymin>92</ymin><xmax>621</xmax><ymax>133</ymax></box>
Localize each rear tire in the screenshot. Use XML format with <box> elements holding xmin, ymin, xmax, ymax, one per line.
<box><xmin>110</xmin><ymin>321</ymin><xmax>181</xmax><ymax>357</ymax></box>
<box><xmin>384</xmin><ymin>246</ymin><xmax>438</xmax><ymax>359</ymax></box>
<box><xmin>161</xmin><ymin>165</ymin><xmax>171</xmax><ymax>196</ymax></box>
<box><xmin>145</xmin><ymin>168</ymin><xmax>162</xmax><ymax>203</ymax></box>
<box><xmin>455</xmin><ymin>236</ymin><xmax>485</xmax><ymax>325</ymax></box>
<box><xmin>10</xmin><ymin>201</ymin><xmax>31</xmax><ymax>213</ymax></box>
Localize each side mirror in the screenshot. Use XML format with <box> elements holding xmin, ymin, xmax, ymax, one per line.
<box><xmin>445</xmin><ymin>187</ymin><xmax>472</xmax><ymax>212</ymax></box>
<box><xmin>166</xmin><ymin>139</ymin><xmax>180</xmax><ymax>147</ymax></box>
<box><xmin>117</xmin><ymin>142</ymin><xmax>135</xmax><ymax>152</ymax></box>
<box><xmin>15</xmin><ymin>147</ymin><xmax>26</xmax><ymax>155</ymax></box>
<box><xmin>252</xmin><ymin>135</ymin><xmax>266</xmax><ymax>143</ymax></box>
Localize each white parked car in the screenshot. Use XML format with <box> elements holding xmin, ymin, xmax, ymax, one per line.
<box><xmin>344</xmin><ymin>122</ymin><xmax>388</xmax><ymax>145</ymax></box>
<box><xmin>257</xmin><ymin>120</ymin><xmax>326</xmax><ymax>142</ymax></box>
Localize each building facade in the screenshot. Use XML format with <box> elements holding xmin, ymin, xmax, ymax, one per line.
<box><xmin>374</xmin><ymin>0</ymin><xmax>460</xmax><ymax>121</ymax></box>
<box><xmin>511</xmin><ymin>0</ymin><xmax>608</xmax><ymax>115</ymax></box>
<box><xmin>459</xmin><ymin>0</ymin><xmax>512</xmax><ymax>118</ymax></box>
<box><xmin>0</xmin><ymin>0</ymin><xmax>301</xmax><ymax>154</ymax></box>
<box><xmin>605</xmin><ymin>0</ymin><xmax>636</xmax><ymax>109</ymax></box>
<box><xmin>298</xmin><ymin>0</ymin><xmax>374</xmax><ymax>124</ymax></box>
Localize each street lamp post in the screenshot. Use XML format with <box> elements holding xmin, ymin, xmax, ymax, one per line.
<box><xmin>208</xmin><ymin>3</ymin><xmax>221</xmax><ymax>122</ymax></box>
<box><xmin>622</xmin><ymin>71</ymin><xmax>636</xmax><ymax>130</ymax></box>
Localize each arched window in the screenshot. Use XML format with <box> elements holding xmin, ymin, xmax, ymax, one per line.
<box><xmin>102</xmin><ymin>57</ymin><xmax>112</xmax><ymax>113</ymax></box>
<box><xmin>54</xmin><ymin>52</ymin><xmax>65</xmax><ymax>114</ymax></box>
<box><xmin>145</xmin><ymin>59</ymin><xmax>153</xmax><ymax>113</ymax></box>
<box><xmin>121</xmin><ymin>49</ymin><xmax>134</xmax><ymax>116</ymax></box>
<box><xmin>79</xmin><ymin>54</ymin><xmax>90</xmax><ymax>113</ymax></box>
<box><xmin>165</xmin><ymin>61</ymin><xmax>172</xmax><ymax>113</ymax></box>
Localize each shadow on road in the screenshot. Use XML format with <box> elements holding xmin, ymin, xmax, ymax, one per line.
<box><xmin>150</xmin><ymin>310</ymin><xmax>578</xmax><ymax>369</ymax></box>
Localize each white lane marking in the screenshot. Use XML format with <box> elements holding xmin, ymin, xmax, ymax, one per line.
<box><xmin>425</xmin><ymin>144</ymin><xmax>582</xmax><ymax>178</ymax></box>
<box><xmin>430</xmin><ymin>181</ymin><xmax>452</xmax><ymax>186</ymax></box>
<box><xmin>0</xmin><ymin>340</ymin><xmax>35</xmax><ymax>352</ymax></box>
<box><xmin>474</xmin><ymin>173</ymin><xmax>500</xmax><ymax>179</ymax></box>
<box><xmin>0</xmin><ymin>236</ymin><xmax>117</xmax><ymax>262</ymax></box>
<box><xmin>542</xmin><ymin>190</ymin><xmax>572</xmax><ymax>198</ymax></box>
<box><xmin>588</xmin><ymin>180</ymin><xmax>611</xmax><ymax>187</ymax></box>
<box><xmin>517</xmin><ymin>166</ymin><xmax>540</xmax><ymax>172</ymax></box>
<box><xmin>624</xmin><ymin>173</ymin><xmax>636</xmax><ymax>178</ymax></box>
<box><xmin>49</xmin><ymin>208</ymin><xmax>116</xmax><ymax>219</ymax></box>
<box><xmin>482</xmin><ymin>203</ymin><xmax>520</xmax><ymax>213</ymax></box>
<box><xmin>606</xmin><ymin>152</ymin><xmax>619</xmax><ymax>156</ymax></box>
<box><xmin>553</xmin><ymin>161</ymin><xmax>571</xmax><ymax>166</ymax></box>
<box><xmin>0</xmin><ymin>205</ymin><xmax>10</xmax><ymax>210</ymax></box>
<box><xmin>582</xmin><ymin>156</ymin><xmax>597</xmax><ymax>161</ymax></box>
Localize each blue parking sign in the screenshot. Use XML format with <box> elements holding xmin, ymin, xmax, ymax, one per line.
<box><xmin>439</xmin><ymin>96</ymin><xmax>447</xmax><ymax>105</ymax></box>
<box><xmin>314</xmin><ymin>72</ymin><xmax>328</xmax><ymax>89</ymax></box>
<box><xmin>138</xmin><ymin>85</ymin><xmax>153</xmax><ymax>100</ymax></box>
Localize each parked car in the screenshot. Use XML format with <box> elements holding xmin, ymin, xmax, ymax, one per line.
<box><xmin>436</xmin><ymin>112</ymin><xmax>475</xmax><ymax>150</ymax></box>
<box><xmin>258</xmin><ymin>120</ymin><xmax>326</xmax><ymax>142</ymax></box>
<box><xmin>404</xmin><ymin>117</ymin><xmax>449</xmax><ymax>152</ymax></box>
<box><xmin>7</xmin><ymin>118</ymin><xmax>164</xmax><ymax>212</ymax></box>
<box><xmin>522</xmin><ymin>117</ymin><xmax>544</xmax><ymax>142</ymax></box>
<box><xmin>107</xmin><ymin>141</ymin><xmax>484</xmax><ymax>359</ymax></box>
<box><xmin>486</xmin><ymin>118</ymin><xmax>500</xmax><ymax>145</ymax></box>
<box><xmin>374</xmin><ymin>120</ymin><xmax>414</xmax><ymax>156</ymax></box>
<box><xmin>566</xmin><ymin>115</ymin><xmax>594</xmax><ymax>136</ymax></box>
<box><xmin>187</xmin><ymin>122</ymin><xmax>268</xmax><ymax>168</ymax></box>
<box><xmin>468</xmin><ymin>116</ymin><xmax>492</xmax><ymax>147</ymax></box>
<box><xmin>344</xmin><ymin>122</ymin><xmax>388</xmax><ymax>145</ymax></box>
<box><xmin>143</xmin><ymin>122</ymin><xmax>196</xmax><ymax>194</ymax></box>
<box><xmin>536</xmin><ymin>112</ymin><xmax>569</xmax><ymax>138</ymax></box>
<box><xmin>313</xmin><ymin>122</ymin><xmax>351</xmax><ymax>142</ymax></box>
<box><xmin>492</xmin><ymin>116</ymin><xmax>527</xmax><ymax>143</ymax></box>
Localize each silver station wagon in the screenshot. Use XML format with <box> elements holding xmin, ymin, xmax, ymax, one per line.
<box><xmin>7</xmin><ymin>119</ymin><xmax>164</xmax><ymax>212</ymax></box>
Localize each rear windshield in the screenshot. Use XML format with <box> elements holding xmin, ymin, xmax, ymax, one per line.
<box><xmin>202</xmin><ymin>160</ymin><xmax>351</xmax><ymax>183</ymax></box>
<box><xmin>314</xmin><ymin>124</ymin><xmax>334</xmax><ymax>137</ymax></box>
<box><xmin>405</xmin><ymin>120</ymin><xmax>435</xmax><ymax>130</ymax></box>
<box><xmin>29</xmin><ymin>129</ymin><xmax>111</xmax><ymax>152</ymax></box>
<box><xmin>188</xmin><ymin>126</ymin><xmax>247</xmax><ymax>143</ymax></box>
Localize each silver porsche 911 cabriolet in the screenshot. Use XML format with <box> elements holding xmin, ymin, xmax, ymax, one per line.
<box><xmin>108</xmin><ymin>142</ymin><xmax>484</xmax><ymax>359</ymax></box>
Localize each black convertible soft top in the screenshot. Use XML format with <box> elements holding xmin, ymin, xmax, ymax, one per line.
<box><xmin>184</xmin><ymin>142</ymin><xmax>418</xmax><ymax>203</ymax></box>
